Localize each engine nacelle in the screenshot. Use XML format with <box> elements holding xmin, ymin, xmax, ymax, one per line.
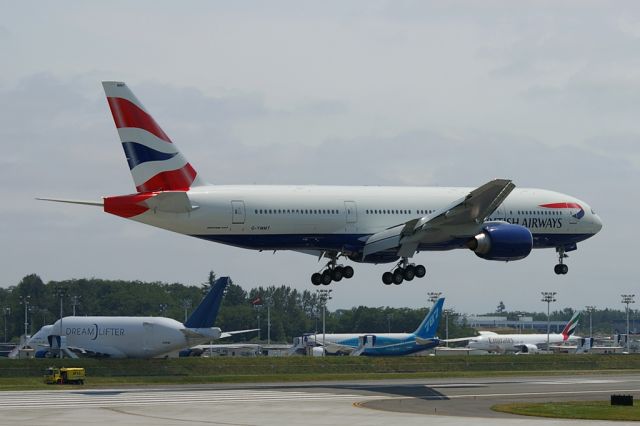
<box><xmin>517</xmin><ymin>344</ymin><xmax>539</xmax><ymax>354</ymax></box>
<box><xmin>467</xmin><ymin>222</ymin><xmax>533</xmax><ymax>261</ymax></box>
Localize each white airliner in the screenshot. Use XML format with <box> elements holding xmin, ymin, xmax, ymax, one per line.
<box><xmin>39</xmin><ymin>82</ymin><xmax>603</xmax><ymax>285</ymax></box>
<box><xmin>26</xmin><ymin>277</ymin><xmax>255</xmax><ymax>358</ymax></box>
<box><xmin>445</xmin><ymin>311</ymin><xmax>581</xmax><ymax>354</ymax></box>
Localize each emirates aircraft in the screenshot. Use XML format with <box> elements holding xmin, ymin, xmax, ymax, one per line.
<box><xmin>39</xmin><ymin>82</ymin><xmax>603</xmax><ymax>286</ymax></box>
<box><xmin>444</xmin><ymin>311</ymin><xmax>581</xmax><ymax>354</ymax></box>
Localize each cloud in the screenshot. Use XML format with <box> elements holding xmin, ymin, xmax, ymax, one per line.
<box><xmin>2</xmin><ymin>3</ymin><xmax>640</xmax><ymax>313</ymax></box>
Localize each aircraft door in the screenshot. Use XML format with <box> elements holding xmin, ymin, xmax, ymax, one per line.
<box><xmin>359</xmin><ymin>334</ymin><xmax>376</xmax><ymax>348</ymax></box>
<box><xmin>231</xmin><ymin>200</ymin><xmax>246</xmax><ymax>225</ymax></box>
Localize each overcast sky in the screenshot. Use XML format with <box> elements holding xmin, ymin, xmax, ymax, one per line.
<box><xmin>1</xmin><ymin>1</ymin><xmax>639</xmax><ymax>315</ymax></box>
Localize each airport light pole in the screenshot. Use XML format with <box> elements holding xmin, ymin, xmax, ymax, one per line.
<box><xmin>182</xmin><ymin>299</ymin><xmax>192</xmax><ymax>323</ymax></box>
<box><xmin>265</xmin><ymin>297</ymin><xmax>272</xmax><ymax>346</ymax></box>
<box><xmin>29</xmin><ymin>306</ymin><xmax>36</xmax><ymax>335</ymax></box>
<box><xmin>316</xmin><ymin>289</ymin><xmax>333</xmax><ymax>353</ymax></box>
<box><xmin>19</xmin><ymin>296</ymin><xmax>30</xmax><ymax>338</ymax></box>
<box><xmin>513</xmin><ymin>311</ymin><xmax>525</xmax><ymax>334</ymax></box>
<box><xmin>56</xmin><ymin>287</ymin><xmax>66</xmax><ymax>358</ymax></box>
<box><xmin>427</xmin><ymin>292</ymin><xmax>442</xmax><ymax>304</ymax></box>
<box><xmin>40</xmin><ymin>308</ymin><xmax>48</xmax><ymax>329</ymax></box>
<box><xmin>3</xmin><ymin>307</ymin><xmax>11</xmax><ymax>343</ymax></box>
<box><xmin>541</xmin><ymin>291</ymin><xmax>557</xmax><ymax>350</ymax></box>
<box><xmin>621</xmin><ymin>294</ymin><xmax>635</xmax><ymax>353</ymax></box>
<box><xmin>585</xmin><ymin>305</ymin><xmax>596</xmax><ymax>339</ymax></box>
<box><xmin>71</xmin><ymin>295</ymin><xmax>81</xmax><ymax>316</ymax></box>
<box><xmin>443</xmin><ymin>309</ymin><xmax>455</xmax><ymax>347</ymax></box>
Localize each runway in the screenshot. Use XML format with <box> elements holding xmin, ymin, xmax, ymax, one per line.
<box><xmin>2</xmin><ymin>374</ymin><xmax>640</xmax><ymax>425</ymax></box>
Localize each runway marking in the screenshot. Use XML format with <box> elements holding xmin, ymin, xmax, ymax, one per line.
<box><xmin>423</xmin><ymin>388</ymin><xmax>640</xmax><ymax>400</ymax></box>
<box><xmin>103</xmin><ymin>407</ymin><xmax>256</xmax><ymax>426</ymax></box>
<box><xmin>0</xmin><ymin>389</ymin><xmax>390</xmax><ymax>410</ymax></box>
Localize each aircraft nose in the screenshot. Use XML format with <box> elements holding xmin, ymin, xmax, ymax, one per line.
<box><xmin>592</xmin><ymin>213</ymin><xmax>603</xmax><ymax>234</ymax></box>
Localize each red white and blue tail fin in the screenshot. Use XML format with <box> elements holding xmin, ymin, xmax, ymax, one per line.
<box><xmin>561</xmin><ymin>311</ymin><xmax>581</xmax><ymax>341</ymax></box>
<box><xmin>102</xmin><ymin>81</ymin><xmax>205</xmax><ymax>193</ymax></box>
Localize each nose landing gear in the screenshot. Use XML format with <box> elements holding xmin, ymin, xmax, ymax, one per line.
<box><xmin>382</xmin><ymin>258</ymin><xmax>426</xmax><ymax>285</ymax></box>
<box><xmin>554</xmin><ymin>247</ymin><xmax>569</xmax><ymax>275</ymax></box>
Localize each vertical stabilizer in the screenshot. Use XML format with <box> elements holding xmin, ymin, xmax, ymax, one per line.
<box><xmin>184</xmin><ymin>277</ymin><xmax>230</xmax><ymax>328</ymax></box>
<box><xmin>102</xmin><ymin>81</ymin><xmax>205</xmax><ymax>192</ymax></box>
<box><xmin>413</xmin><ymin>298</ymin><xmax>445</xmax><ymax>339</ymax></box>
<box><xmin>561</xmin><ymin>311</ymin><xmax>581</xmax><ymax>340</ymax></box>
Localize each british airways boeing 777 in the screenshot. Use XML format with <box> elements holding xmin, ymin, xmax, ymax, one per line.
<box><xmin>39</xmin><ymin>82</ymin><xmax>603</xmax><ymax>285</ymax></box>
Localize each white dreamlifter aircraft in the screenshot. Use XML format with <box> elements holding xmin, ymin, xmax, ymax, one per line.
<box><xmin>26</xmin><ymin>277</ymin><xmax>256</xmax><ymax>358</ymax></box>
<box><xmin>39</xmin><ymin>82</ymin><xmax>603</xmax><ymax>286</ymax></box>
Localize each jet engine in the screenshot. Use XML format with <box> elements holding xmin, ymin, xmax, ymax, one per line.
<box><xmin>516</xmin><ymin>344</ymin><xmax>539</xmax><ymax>354</ymax></box>
<box><xmin>467</xmin><ymin>222</ymin><xmax>533</xmax><ymax>261</ymax></box>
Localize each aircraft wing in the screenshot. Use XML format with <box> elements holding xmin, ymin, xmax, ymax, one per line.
<box><xmin>362</xmin><ymin>179</ymin><xmax>515</xmax><ymax>259</ymax></box>
<box><xmin>219</xmin><ymin>329</ymin><xmax>260</xmax><ymax>339</ymax></box>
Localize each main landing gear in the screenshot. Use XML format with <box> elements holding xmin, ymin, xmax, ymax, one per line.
<box><xmin>311</xmin><ymin>258</ymin><xmax>354</xmax><ymax>286</ymax></box>
<box><xmin>382</xmin><ymin>258</ymin><xmax>426</xmax><ymax>285</ymax></box>
<box><xmin>554</xmin><ymin>247</ymin><xmax>569</xmax><ymax>275</ymax></box>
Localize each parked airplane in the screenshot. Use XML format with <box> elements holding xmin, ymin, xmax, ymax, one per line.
<box><xmin>445</xmin><ymin>311</ymin><xmax>581</xmax><ymax>354</ymax></box>
<box><xmin>26</xmin><ymin>277</ymin><xmax>256</xmax><ymax>358</ymax></box>
<box><xmin>292</xmin><ymin>297</ymin><xmax>444</xmax><ymax>356</ymax></box>
<box><xmin>39</xmin><ymin>82</ymin><xmax>603</xmax><ymax>285</ymax></box>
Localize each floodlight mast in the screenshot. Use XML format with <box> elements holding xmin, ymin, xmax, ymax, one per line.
<box><xmin>621</xmin><ymin>294</ymin><xmax>635</xmax><ymax>353</ymax></box>
<box><xmin>541</xmin><ymin>291</ymin><xmax>557</xmax><ymax>350</ymax></box>
<box><xmin>585</xmin><ymin>305</ymin><xmax>596</xmax><ymax>339</ymax></box>
<box><xmin>317</xmin><ymin>289</ymin><xmax>333</xmax><ymax>354</ymax></box>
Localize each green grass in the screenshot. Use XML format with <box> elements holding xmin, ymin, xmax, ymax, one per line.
<box><xmin>492</xmin><ymin>401</ymin><xmax>640</xmax><ymax>421</ymax></box>
<box><xmin>2</xmin><ymin>354</ymin><xmax>640</xmax><ymax>390</ymax></box>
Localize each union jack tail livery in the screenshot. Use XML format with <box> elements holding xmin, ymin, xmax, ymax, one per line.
<box><xmin>102</xmin><ymin>82</ymin><xmax>205</xmax><ymax>193</ymax></box>
<box><xmin>561</xmin><ymin>311</ymin><xmax>581</xmax><ymax>341</ymax></box>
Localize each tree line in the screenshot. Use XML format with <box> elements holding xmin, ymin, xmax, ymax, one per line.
<box><xmin>0</xmin><ymin>273</ymin><xmax>633</xmax><ymax>343</ymax></box>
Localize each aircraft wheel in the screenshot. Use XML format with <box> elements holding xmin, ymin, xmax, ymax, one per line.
<box><xmin>403</xmin><ymin>265</ymin><xmax>415</xmax><ymax>281</ymax></box>
<box><xmin>561</xmin><ymin>264</ymin><xmax>568</xmax><ymax>274</ymax></box>
<box><xmin>311</xmin><ymin>273</ymin><xmax>322</xmax><ymax>286</ymax></box>
<box><xmin>554</xmin><ymin>264</ymin><xmax>562</xmax><ymax>275</ymax></box>
<box><xmin>321</xmin><ymin>270</ymin><xmax>332</xmax><ymax>285</ymax></box>
<box><xmin>331</xmin><ymin>268</ymin><xmax>343</xmax><ymax>282</ymax></box>
<box><xmin>382</xmin><ymin>272</ymin><xmax>393</xmax><ymax>285</ymax></box>
<box><xmin>342</xmin><ymin>265</ymin><xmax>354</xmax><ymax>279</ymax></box>
<box><xmin>393</xmin><ymin>269</ymin><xmax>404</xmax><ymax>285</ymax></box>
<box><xmin>415</xmin><ymin>264</ymin><xmax>426</xmax><ymax>278</ymax></box>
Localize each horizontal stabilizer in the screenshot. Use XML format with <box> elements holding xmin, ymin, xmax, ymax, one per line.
<box><xmin>415</xmin><ymin>337</ymin><xmax>438</xmax><ymax>346</ymax></box>
<box><xmin>441</xmin><ymin>337</ymin><xmax>475</xmax><ymax>343</ymax></box>
<box><xmin>181</xmin><ymin>327</ymin><xmax>222</xmax><ymax>340</ymax></box>
<box><xmin>36</xmin><ymin>197</ymin><xmax>103</xmax><ymax>207</ymax></box>
<box><xmin>143</xmin><ymin>191</ymin><xmax>199</xmax><ymax>213</ymax></box>
<box><xmin>219</xmin><ymin>329</ymin><xmax>259</xmax><ymax>339</ymax></box>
